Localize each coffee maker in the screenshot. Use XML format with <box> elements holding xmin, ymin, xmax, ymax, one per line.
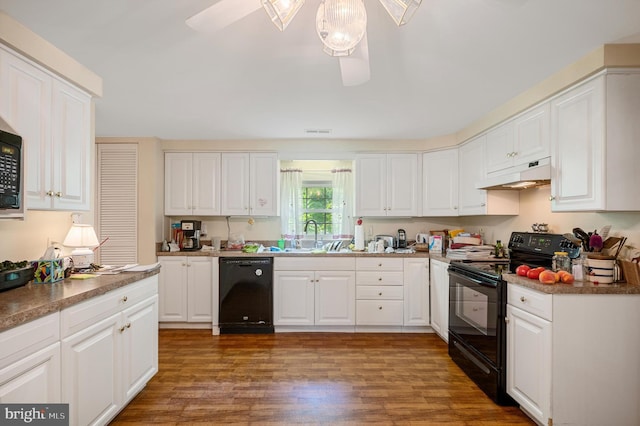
<box><xmin>181</xmin><ymin>220</ymin><xmax>201</xmax><ymax>251</ymax></box>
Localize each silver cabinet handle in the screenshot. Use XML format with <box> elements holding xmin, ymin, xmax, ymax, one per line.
<box><xmin>549</xmin><ymin>196</ymin><xmax>556</xmax><ymax>201</ymax></box>
<box><xmin>46</xmin><ymin>190</ymin><xmax>54</xmax><ymax>197</ymax></box>
<box><xmin>121</xmin><ymin>296</ymin><xmax>128</xmax><ymax>303</ymax></box>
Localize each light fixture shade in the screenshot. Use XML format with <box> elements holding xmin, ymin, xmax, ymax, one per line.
<box><xmin>316</xmin><ymin>0</ymin><xmax>367</xmax><ymax>56</ymax></box>
<box><xmin>63</xmin><ymin>224</ymin><xmax>99</xmax><ymax>248</ymax></box>
<box><xmin>262</xmin><ymin>0</ymin><xmax>306</xmax><ymax>31</ymax></box>
<box><xmin>378</xmin><ymin>0</ymin><xmax>422</xmax><ymax>26</ymax></box>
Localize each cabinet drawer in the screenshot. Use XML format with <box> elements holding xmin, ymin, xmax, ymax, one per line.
<box><xmin>356</xmin><ymin>285</ymin><xmax>403</xmax><ymax>300</ymax></box>
<box><xmin>0</xmin><ymin>312</ymin><xmax>60</xmax><ymax>370</ymax></box>
<box><xmin>356</xmin><ymin>257</ymin><xmax>403</xmax><ymax>271</ymax></box>
<box><xmin>356</xmin><ymin>300</ymin><xmax>403</xmax><ymax>325</ymax></box>
<box><xmin>356</xmin><ymin>271</ymin><xmax>403</xmax><ymax>286</ymax></box>
<box><xmin>274</xmin><ymin>257</ymin><xmax>355</xmax><ymax>271</ymax></box>
<box><xmin>61</xmin><ymin>276</ymin><xmax>158</xmax><ymax>337</ymax></box>
<box><xmin>507</xmin><ymin>284</ymin><xmax>552</xmax><ymax>321</ymax></box>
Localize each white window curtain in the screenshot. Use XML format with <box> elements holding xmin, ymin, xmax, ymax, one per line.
<box><xmin>332</xmin><ymin>168</ymin><xmax>354</xmax><ymax>239</ymax></box>
<box><xmin>280</xmin><ymin>168</ymin><xmax>304</xmax><ymax>239</ymax></box>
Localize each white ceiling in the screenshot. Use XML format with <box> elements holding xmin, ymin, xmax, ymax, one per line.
<box><xmin>1</xmin><ymin>0</ymin><xmax>640</xmax><ymax>141</ymax></box>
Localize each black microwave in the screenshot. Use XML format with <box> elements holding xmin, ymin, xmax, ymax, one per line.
<box><xmin>0</xmin><ymin>129</ymin><xmax>22</xmax><ymax>210</ymax></box>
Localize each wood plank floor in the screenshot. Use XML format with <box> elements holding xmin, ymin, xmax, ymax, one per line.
<box><xmin>111</xmin><ymin>330</ymin><xmax>534</xmax><ymax>425</ymax></box>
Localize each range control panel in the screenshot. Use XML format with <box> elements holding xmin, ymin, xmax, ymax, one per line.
<box><xmin>508</xmin><ymin>232</ymin><xmax>580</xmax><ymax>258</ymax></box>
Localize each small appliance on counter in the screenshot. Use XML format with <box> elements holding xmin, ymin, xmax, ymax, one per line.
<box><xmin>180</xmin><ymin>220</ymin><xmax>201</xmax><ymax>251</ymax></box>
<box><xmin>374</xmin><ymin>235</ymin><xmax>396</xmax><ymax>249</ymax></box>
<box><xmin>397</xmin><ymin>229</ymin><xmax>407</xmax><ymax>248</ymax></box>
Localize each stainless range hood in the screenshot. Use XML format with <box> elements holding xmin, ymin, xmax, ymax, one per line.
<box><xmin>475</xmin><ymin>157</ymin><xmax>551</xmax><ymax>190</ymax></box>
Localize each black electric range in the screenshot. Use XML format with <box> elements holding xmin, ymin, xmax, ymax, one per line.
<box><xmin>447</xmin><ymin>232</ymin><xmax>580</xmax><ymax>406</ymax></box>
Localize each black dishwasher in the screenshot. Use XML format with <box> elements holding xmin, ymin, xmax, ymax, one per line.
<box><xmin>219</xmin><ymin>257</ymin><xmax>274</xmax><ymax>334</ymax></box>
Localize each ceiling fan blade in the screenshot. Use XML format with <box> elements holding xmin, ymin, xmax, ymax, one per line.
<box><xmin>186</xmin><ymin>0</ymin><xmax>262</xmax><ymax>33</ymax></box>
<box><xmin>339</xmin><ymin>32</ymin><xmax>370</xmax><ymax>86</ymax></box>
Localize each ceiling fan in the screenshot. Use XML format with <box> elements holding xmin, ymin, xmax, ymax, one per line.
<box><xmin>186</xmin><ymin>0</ymin><xmax>423</xmax><ymax>87</ymax></box>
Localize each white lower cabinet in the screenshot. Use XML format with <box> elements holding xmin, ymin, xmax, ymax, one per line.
<box><xmin>355</xmin><ymin>257</ymin><xmax>404</xmax><ymax>326</ymax></box>
<box><xmin>0</xmin><ymin>313</ymin><xmax>61</xmax><ymax>403</ymax></box>
<box><xmin>158</xmin><ymin>256</ymin><xmax>212</xmax><ymax>323</ymax></box>
<box><xmin>429</xmin><ymin>259</ymin><xmax>449</xmax><ymax>342</ymax></box>
<box><xmin>61</xmin><ymin>276</ymin><xmax>159</xmax><ymax>426</ymax></box>
<box><xmin>274</xmin><ymin>257</ymin><xmax>356</xmax><ymax>329</ymax></box>
<box><xmin>403</xmin><ymin>258</ymin><xmax>429</xmax><ymax>327</ymax></box>
<box><xmin>506</xmin><ymin>283</ymin><xmax>640</xmax><ymax>426</ymax></box>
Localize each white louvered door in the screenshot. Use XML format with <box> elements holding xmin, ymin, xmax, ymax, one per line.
<box><xmin>97</xmin><ymin>144</ymin><xmax>138</xmax><ymax>265</ymax></box>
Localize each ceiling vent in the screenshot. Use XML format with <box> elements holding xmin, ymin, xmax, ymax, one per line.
<box><xmin>304</xmin><ymin>129</ymin><xmax>332</xmax><ymax>135</ymax></box>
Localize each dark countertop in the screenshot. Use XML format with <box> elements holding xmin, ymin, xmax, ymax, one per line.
<box><xmin>0</xmin><ymin>269</ymin><xmax>160</xmax><ymax>333</ymax></box>
<box><xmin>503</xmin><ymin>273</ymin><xmax>640</xmax><ymax>295</ymax></box>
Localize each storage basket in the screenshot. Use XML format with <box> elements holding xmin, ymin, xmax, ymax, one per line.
<box><xmin>414</xmin><ymin>243</ymin><xmax>429</xmax><ymax>252</ymax></box>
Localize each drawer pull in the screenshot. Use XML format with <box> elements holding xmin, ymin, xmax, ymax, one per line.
<box><xmin>121</xmin><ymin>296</ymin><xmax>128</xmax><ymax>303</ymax></box>
<box><xmin>378</xmin><ymin>277</ymin><xmax>382</xmax><ymax>281</ymax></box>
<box><xmin>520</xmin><ymin>296</ymin><xmax>526</xmax><ymax>302</ymax></box>
<box><xmin>378</xmin><ymin>306</ymin><xmax>383</xmax><ymax>310</ymax></box>
<box><xmin>378</xmin><ymin>263</ymin><xmax>382</xmax><ymax>267</ymax></box>
<box><xmin>378</xmin><ymin>292</ymin><xmax>383</xmax><ymax>296</ymax></box>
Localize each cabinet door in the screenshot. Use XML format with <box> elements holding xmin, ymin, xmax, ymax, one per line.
<box><xmin>513</xmin><ymin>102</ymin><xmax>550</xmax><ymax>165</ymax></box>
<box><xmin>355</xmin><ymin>154</ymin><xmax>387</xmax><ymax>216</ymax></box>
<box><xmin>429</xmin><ymin>259</ymin><xmax>449</xmax><ymax>341</ymax></box>
<box><xmin>221</xmin><ymin>153</ymin><xmax>250</xmax><ymax>215</ymax></box>
<box><xmin>550</xmin><ymin>77</ymin><xmax>605</xmax><ymax>211</ymax></box>
<box><xmin>485</xmin><ymin>121</ymin><xmax>515</xmax><ymax>174</ymax></box>
<box><xmin>187</xmin><ymin>257</ymin><xmax>213</xmax><ymax>322</ymax></box>
<box><xmin>0</xmin><ymin>343</ymin><xmax>61</xmax><ymax>403</ymax></box>
<box><xmin>422</xmin><ymin>149</ymin><xmax>459</xmax><ymax>216</ymax></box>
<box><xmin>158</xmin><ymin>257</ymin><xmax>188</xmax><ymax>322</ymax></box>
<box><xmin>121</xmin><ymin>295</ymin><xmax>158</xmax><ymax>403</ymax></box>
<box><xmin>62</xmin><ymin>313</ymin><xmax>121</xmax><ymax>426</ymax></box>
<box><xmin>51</xmin><ymin>79</ymin><xmax>91</xmax><ymax>211</ymax></box>
<box><xmin>274</xmin><ymin>271</ymin><xmax>315</xmax><ymax>326</ymax></box>
<box><xmin>315</xmin><ymin>271</ymin><xmax>356</xmax><ymax>326</ymax></box>
<box><xmin>0</xmin><ymin>48</ymin><xmax>53</xmax><ymax>209</ymax></box>
<box><xmin>403</xmin><ymin>258</ymin><xmax>429</xmax><ymax>326</ymax></box>
<box><xmin>250</xmin><ymin>152</ymin><xmax>278</xmax><ymax>216</ymax></box>
<box><xmin>164</xmin><ymin>153</ymin><xmax>193</xmax><ymax>215</ymax></box>
<box><xmin>507</xmin><ymin>304</ymin><xmax>552</xmax><ymax>426</ymax></box>
<box><xmin>458</xmin><ymin>136</ymin><xmax>488</xmax><ymax>215</ymax></box>
<box><xmin>387</xmin><ymin>154</ymin><xmax>419</xmax><ymax>216</ymax></box>
<box><xmin>192</xmin><ymin>153</ymin><xmax>221</xmax><ymax>215</ymax></box>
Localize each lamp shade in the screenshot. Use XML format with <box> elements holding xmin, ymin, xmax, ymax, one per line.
<box><xmin>262</xmin><ymin>0</ymin><xmax>306</xmax><ymax>31</ymax></box>
<box><xmin>63</xmin><ymin>224</ymin><xmax>99</xmax><ymax>248</ymax></box>
<box><xmin>378</xmin><ymin>0</ymin><xmax>422</xmax><ymax>26</ymax></box>
<box><xmin>316</xmin><ymin>0</ymin><xmax>367</xmax><ymax>56</ymax></box>
<box><xmin>63</xmin><ymin>224</ymin><xmax>99</xmax><ymax>269</ymax></box>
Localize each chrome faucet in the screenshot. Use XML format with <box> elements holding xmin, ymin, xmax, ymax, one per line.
<box><xmin>304</xmin><ymin>219</ymin><xmax>320</xmax><ymax>248</ymax></box>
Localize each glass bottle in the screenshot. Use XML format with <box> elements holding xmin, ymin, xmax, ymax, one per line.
<box><xmin>494</xmin><ymin>240</ymin><xmax>503</xmax><ymax>258</ymax></box>
<box><xmin>552</xmin><ymin>251</ymin><xmax>571</xmax><ymax>272</ymax></box>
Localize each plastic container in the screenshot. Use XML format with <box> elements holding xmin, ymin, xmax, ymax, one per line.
<box><xmin>552</xmin><ymin>251</ymin><xmax>571</xmax><ymax>272</ymax></box>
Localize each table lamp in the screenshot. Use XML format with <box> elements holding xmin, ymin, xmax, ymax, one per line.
<box><xmin>63</xmin><ymin>223</ymin><xmax>99</xmax><ymax>268</ymax></box>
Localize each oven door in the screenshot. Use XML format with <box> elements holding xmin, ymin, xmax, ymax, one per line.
<box><xmin>448</xmin><ymin>269</ymin><xmax>500</xmax><ymax>366</ymax></box>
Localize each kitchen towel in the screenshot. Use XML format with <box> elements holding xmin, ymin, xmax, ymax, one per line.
<box><xmin>354</xmin><ymin>225</ymin><xmax>364</xmax><ymax>250</ymax></box>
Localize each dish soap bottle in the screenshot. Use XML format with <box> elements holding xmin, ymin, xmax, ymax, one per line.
<box><xmin>494</xmin><ymin>240</ymin><xmax>504</xmax><ymax>258</ymax></box>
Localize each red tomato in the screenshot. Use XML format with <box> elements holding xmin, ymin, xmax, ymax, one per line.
<box><xmin>515</xmin><ymin>265</ymin><xmax>531</xmax><ymax>277</ymax></box>
<box><xmin>526</xmin><ymin>267</ymin><xmax>545</xmax><ymax>280</ymax></box>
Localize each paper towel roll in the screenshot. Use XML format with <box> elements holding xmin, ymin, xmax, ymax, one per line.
<box><xmin>354</xmin><ymin>225</ymin><xmax>364</xmax><ymax>250</ymax></box>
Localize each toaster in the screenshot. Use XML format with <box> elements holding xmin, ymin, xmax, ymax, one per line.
<box><xmin>374</xmin><ymin>235</ymin><xmax>396</xmax><ymax>249</ymax></box>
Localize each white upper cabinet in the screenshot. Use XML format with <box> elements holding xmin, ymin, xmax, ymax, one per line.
<box><xmin>458</xmin><ymin>136</ymin><xmax>519</xmax><ymax>216</ymax></box>
<box><xmin>458</xmin><ymin>136</ymin><xmax>487</xmax><ymax>215</ymax></box>
<box><xmin>164</xmin><ymin>152</ymin><xmax>221</xmax><ymax>216</ymax></box>
<box><xmin>356</xmin><ymin>153</ymin><xmax>419</xmax><ymax>217</ymax></box>
<box><xmin>221</xmin><ymin>152</ymin><xmax>278</xmax><ymax>216</ymax></box>
<box><xmin>485</xmin><ymin>102</ymin><xmax>550</xmax><ymax>175</ymax></box>
<box><xmin>0</xmin><ymin>46</ymin><xmax>92</xmax><ymax>211</ymax></box>
<box><xmin>550</xmin><ymin>70</ymin><xmax>640</xmax><ymax>211</ymax></box>
<box><xmin>422</xmin><ymin>149</ymin><xmax>458</xmax><ymax>216</ymax></box>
